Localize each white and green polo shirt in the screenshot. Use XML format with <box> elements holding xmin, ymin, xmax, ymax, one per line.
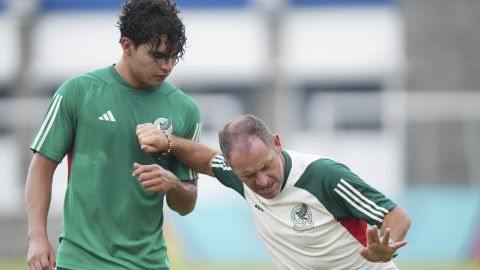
<box><xmin>211</xmin><ymin>150</ymin><xmax>398</xmax><ymax>270</ymax></box>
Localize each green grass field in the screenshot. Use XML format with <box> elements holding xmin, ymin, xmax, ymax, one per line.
<box><xmin>2</xmin><ymin>258</ymin><xmax>479</xmax><ymax>270</ymax></box>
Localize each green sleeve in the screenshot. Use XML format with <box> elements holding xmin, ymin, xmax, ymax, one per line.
<box><xmin>295</xmin><ymin>158</ymin><xmax>396</xmax><ymax>227</ymax></box>
<box><xmin>169</xmin><ymin>93</ymin><xmax>202</xmax><ymax>181</ymax></box>
<box><xmin>30</xmin><ymin>77</ymin><xmax>80</xmax><ymax>162</ymax></box>
<box><xmin>210</xmin><ymin>154</ymin><xmax>245</xmax><ymax>198</ymax></box>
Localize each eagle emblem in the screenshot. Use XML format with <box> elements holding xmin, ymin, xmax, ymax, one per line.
<box><xmin>291</xmin><ymin>203</ymin><xmax>314</xmax><ymax>231</ymax></box>
<box><xmin>154</xmin><ymin>117</ymin><xmax>173</xmax><ymax>134</ymax></box>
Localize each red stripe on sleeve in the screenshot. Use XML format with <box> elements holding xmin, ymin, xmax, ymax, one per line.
<box><xmin>67</xmin><ymin>144</ymin><xmax>74</xmax><ymax>182</ymax></box>
<box><xmin>339</xmin><ymin>217</ymin><xmax>367</xmax><ymax>246</ymax></box>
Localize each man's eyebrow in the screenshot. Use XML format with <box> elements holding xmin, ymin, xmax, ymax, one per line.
<box><xmin>239</xmin><ymin>158</ymin><xmax>273</xmax><ymax>177</ymax></box>
<box><xmin>262</xmin><ymin>159</ymin><xmax>273</xmax><ymax>169</ymax></box>
<box><xmin>148</xmin><ymin>51</ymin><xmax>169</xmax><ymax>57</ymax></box>
<box><xmin>239</xmin><ymin>171</ymin><xmax>255</xmax><ymax>177</ymax></box>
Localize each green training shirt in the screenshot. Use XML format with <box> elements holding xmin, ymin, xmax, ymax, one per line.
<box><xmin>30</xmin><ymin>65</ymin><xmax>202</xmax><ymax>270</ymax></box>
<box><xmin>211</xmin><ymin>150</ymin><xmax>398</xmax><ymax>270</ymax></box>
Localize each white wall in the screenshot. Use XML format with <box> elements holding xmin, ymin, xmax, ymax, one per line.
<box><xmin>26</xmin><ymin>7</ymin><xmax>403</xmax><ymax>86</ymax></box>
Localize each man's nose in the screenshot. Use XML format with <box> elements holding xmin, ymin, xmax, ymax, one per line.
<box><xmin>256</xmin><ymin>172</ymin><xmax>269</xmax><ymax>187</ymax></box>
<box><xmin>158</xmin><ymin>60</ymin><xmax>174</xmax><ymax>70</ymax></box>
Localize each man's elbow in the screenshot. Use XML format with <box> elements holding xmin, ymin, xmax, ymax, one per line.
<box><xmin>169</xmin><ymin>195</ymin><xmax>197</xmax><ymax>216</ymax></box>
<box><xmin>390</xmin><ymin>206</ymin><xmax>412</xmax><ymax>236</ymax></box>
<box><xmin>404</xmin><ymin>211</ymin><xmax>412</xmax><ymax>230</ymax></box>
<box><xmin>176</xmin><ymin>203</ymin><xmax>196</xmax><ymax>216</ymax></box>
<box><xmin>178</xmin><ymin>210</ymin><xmax>192</xmax><ymax>216</ymax></box>
<box><xmin>397</xmin><ymin>206</ymin><xmax>411</xmax><ymax>225</ymax></box>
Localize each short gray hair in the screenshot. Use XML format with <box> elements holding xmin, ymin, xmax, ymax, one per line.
<box><xmin>218</xmin><ymin>115</ymin><xmax>274</xmax><ymax>161</ymax></box>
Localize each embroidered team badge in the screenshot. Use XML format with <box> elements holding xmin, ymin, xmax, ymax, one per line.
<box><xmin>291</xmin><ymin>203</ymin><xmax>314</xmax><ymax>231</ymax></box>
<box><xmin>154</xmin><ymin>117</ymin><xmax>173</xmax><ymax>134</ymax></box>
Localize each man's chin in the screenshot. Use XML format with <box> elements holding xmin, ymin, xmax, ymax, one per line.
<box><xmin>259</xmin><ymin>189</ymin><xmax>278</xmax><ymax>200</ymax></box>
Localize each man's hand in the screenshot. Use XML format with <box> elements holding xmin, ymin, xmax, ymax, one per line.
<box><xmin>132</xmin><ymin>162</ymin><xmax>180</xmax><ymax>193</ymax></box>
<box><xmin>136</xmin><ymin>123</ymin><xmax>169</xmax><ymax>153</ymax></box>
<box><xmin>27</xmin><ymin>236</ymin><xmax>55</xmax><ymax>270</ymax></box>
<box><xmin>358</xmin><ymin>225</ymin><xmax>407</xmax><ymax>262</ymax></box>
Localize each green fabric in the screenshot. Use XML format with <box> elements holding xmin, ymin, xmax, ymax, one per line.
<box><xmin>280</xmin><ymin>150</ymin><xmax>292</xmax><ymax>191</ymax></box>
<box><xmin>30</xmin><ymin>65</ymin><xmax>201</xmax><ymax>270</ymax></box>
<box><xmin>294</xmin><ymin>158</ymin><xmax>396</xmax><ymax>227</ymax></box>
<box><xmin>210</xmin><ymin>155</ymin><xmax>245</xmax><ymax>197</ymax></box>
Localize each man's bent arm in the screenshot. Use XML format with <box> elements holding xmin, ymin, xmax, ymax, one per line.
<box><xmin>169</xmin><ymin>135</ymin><xmax>219</xmax><ymax>177</ymax></box>
<box><xmin>165</xmin><ymin>179</ymin><xmax>198</xmax><ymax>216</ymax></box>
<box><xmin>359</xmin><ymin>206</ymin><xmax>410</xmax><ymax>262</ymax></box>
<box><xmin>152</xmin><ymin>134</ymin><xmax>219</xmax><ymax>214</ymax></box>
<box><xmin>381</xmin><ymin>206</ymin><xmax>411</xmax><ymax>242</ymax></box>
<box><xmin>137</xmin><ymin>123</ymin><xmax>219</xmax><ymax>176</ymax></box>
<box><xmin>133</xmin><ymin>162</ymin><xmax>198</xmax><ymax>216</ymax></box>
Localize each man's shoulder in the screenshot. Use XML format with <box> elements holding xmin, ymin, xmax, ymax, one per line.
<box><xmin>162</xmin><ymin>81</ymin><xmax>200</xmax><ymax>109</ymax></box>
<box><xmin>161</xmin><ymin>81</ymin><xmax>187</xmax><ymax>97</ymax></box>
<box><xmin>75</xmin><ymin>66</ymin><xmax>112</xmax><ymax>84</ymax></box>
<box><xmin>58</xmin><ymin>67</ymin><xmax>111</xmax><ymax>94</ymax></box>
<box><xmin>288</xmin><ymin>150</ymin><xmax>346</xmax><ymax>171</ymax></box>
<box><xmin>62</xmin><ymin>66</ymin><xmax>108</xmax><ymax>84</ymax></box>
<box><xmin>287</xmin><ymin>150</ymin><xmax>348</xmax><ymax>189</ymax></box>
<box><xmin>286</xmin><ymin>150</ymin><xmax>334</xmax><ymax>173</ymax></box>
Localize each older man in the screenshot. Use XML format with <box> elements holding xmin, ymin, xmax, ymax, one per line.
<box><xmin>134</xmin><ymin>114</ymin><xmax>411</xmax><ymax>270</ymax></box>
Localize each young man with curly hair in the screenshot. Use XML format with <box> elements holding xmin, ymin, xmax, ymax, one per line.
<box><xmin>25</xmin><ymin>1</ymin><xmax>201</xmax><ymax>269</ymax></box>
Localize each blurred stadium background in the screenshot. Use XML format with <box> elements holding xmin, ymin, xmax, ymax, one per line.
<box><xmin>1</xmin><ymin>0</ymin><xmax>480</xmax><ymax>269</ymax></box>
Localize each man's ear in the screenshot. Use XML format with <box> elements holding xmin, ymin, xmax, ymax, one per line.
<box><xmin>273</xmin><ymin>134</ymin><xmax>282</xmax><ymax>152</ymax></box>
<box><xmin>224</xmin><ymin>158</ymin><xmax>234</xmax><ymax>169</ymax></box>
<box><xmin>224</xmin><ymin>159</ymin><xmax>231</xmax><ymax>166</ymax></box>
<box><xmin>120</xmin><ymin>37</ymin><xmax>134</xmax><ymax>56</ymax></box>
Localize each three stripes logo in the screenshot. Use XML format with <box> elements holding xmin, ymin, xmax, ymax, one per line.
<box><xmin>98</xmin><ymin>110</ymin><xmax>116</xmax><ymax>122</ymax></box>
<box><xmin>334</xmin><ymin>179</ymin><xmax>389</xmax><ymax>223</ymax></box>
<box><xmin>31</xmin><ymin>93</ymin><xmax>63</xmax><ymax>151</ymax></box>
<box><xmin>211</xmin><ymin>155</ymin><xmax>232</xmax><ymax>171</ymax></box>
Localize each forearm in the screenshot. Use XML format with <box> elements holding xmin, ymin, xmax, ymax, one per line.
<box><xmin>26</xmin><ymin>183</ymin><xmax>51</xmax><ymax>241</ymax></box>
<box><xmin>170</xmin><ymin>135</ymin><xmax>219</xmax><ymax>176</ymax></box>
<box><xmin>137</xmin><ymin>124</ymin><xmax>218</xmax><ymax>175</ymax></box>
<box><xmin>25</xmin><ymin>154</ymin><xmax>57</xmax><ymax>241</ymax></box>
<box><xmin>381</xmin><ymin>206</ymin><xmax>411</xmax><ymax>241</ymax></box>
<box><xmin>166</xmin><ymin>180</ymin><xmax>197</xmax><ymax>216</ymax></box>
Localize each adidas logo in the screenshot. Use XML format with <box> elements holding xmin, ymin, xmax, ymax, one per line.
<box><xmin>254</xmin><ymin>204</ymin><xmax>264</xmax><ymax>212</ymax></box>
<box><xmin>98</xmin><ymin>110</ymin><xmax>116</xmax><ymax>122</ymax></box>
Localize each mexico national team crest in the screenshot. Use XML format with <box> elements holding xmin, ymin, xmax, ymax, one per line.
<box><xmin>154</xmin><ymin>117</ymin><xmax>173</xmax><ymax>134</ymax></box>
<box><xmin>291</xmin><ymin>203</ymin><xmax>314</xmax><ymax>231</ymax></box>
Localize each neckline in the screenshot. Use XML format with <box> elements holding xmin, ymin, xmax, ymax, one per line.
<box><xmin>108</xmin><ymin>65</ymin><xmax>162</xmax><ymax>95</ymax></box>
<box><xmin>280</xmin><ymin>150</ymin><xmax>292</xmax><ymax>192</ymax></box>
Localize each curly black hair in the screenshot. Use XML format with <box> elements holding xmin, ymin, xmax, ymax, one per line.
<box><xmin>117</xmin><ymin>0</ymin><xmax>186</xmax><ymax>58</ymax></box>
